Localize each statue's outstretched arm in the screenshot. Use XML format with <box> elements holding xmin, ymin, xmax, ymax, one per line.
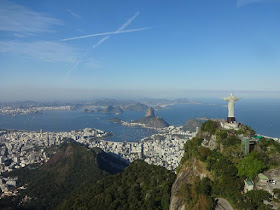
<box><xmin>221</xmin><ymin>97</ymin><xmax>230</xmax><ymax>101</ymax></box>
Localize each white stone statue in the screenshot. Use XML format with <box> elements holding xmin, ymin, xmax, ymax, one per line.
<box><xmin>221</xmin><ymin>93</ymin><xmax>241</xmax><ymax>117</ymax></box>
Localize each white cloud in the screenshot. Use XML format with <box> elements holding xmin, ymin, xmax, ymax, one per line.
<box><xmin>0</xmin><ymin>0</ymin><xmax>61</xmax><ymax>35</ymax></box>
<box><xmin>0</xmin><ymin>41</ymin><xmax>78</xmax><ymax>63</ymax></box>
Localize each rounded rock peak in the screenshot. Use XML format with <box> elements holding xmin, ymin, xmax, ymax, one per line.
<box><xmin>145</xmin><ymin>107</ymin><xmax>155</xmax><ymax>118</ymax></box>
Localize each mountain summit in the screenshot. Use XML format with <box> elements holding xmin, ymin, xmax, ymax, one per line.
<box><xmin>133</xmin><ymin>107</ymin><xmax>169</xmax><ymax>128</ymax></box>
<box><xmin>145</xmin><ymin>107</ymin><xmax>156</xmax><ymax>117</ymax></box>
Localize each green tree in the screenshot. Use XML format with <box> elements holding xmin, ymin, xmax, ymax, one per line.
<box><xmin>212</xmin><ymin>156</ymin><xmax>237</xmax><ymax>177</ymax></box>
<box><xmin>192</xmin><ymin>195</ymin><xmax>214</xmax><ymax>210</ymax></box>
<box><xmin>198</xmin><ymin>146</ymin><xmax>211</xmax><ymax>162</ymax></box>
<box><xmin>245</xmin><ymin>190</ymin><xmax>271</xmax><ymax>209</ymax></box>
<box><xmin>238</xmin><ymin>152</ymin><xmax>267</xmax><ymax>179</ymax></box>
<box><xmin>223</xmin><ymin>135</ymin><xmax>240</xmax><ymax>147</ymax></box>
<box><xmin>199</xmin><ymin>178</ymin><xmax>212</xmax><ymax>196</ymax></box>
<box><xmin>213</xmin><ymin>175</ymin><xmax>243</xmax><ymax>199</ymax></box>
<box><xmin>222</xmin><ymin>144</ymin><xmax>244</xmax><ymax>164</ymax></box>
<box><xmin>236</xmin><ymin>125</ymin><xmax>256</xmax><ymax>136</ymax></box>
<box><xmin>201</xmin><ymin>120</ymin><xmax>218</xmax><ymax>134</ymax></box>
<box><xmin>179</xmin><ymin>137</ymin><xmax>203</xmax><ymax>164</ymax></box>
<box><xmin>59</xmin><ymin>160</ymin><xmax>175</xmax><ymax>210</ymax></box>
<box><xmin>216</xmin><ymin>130</ymin><xmax>228</xmax><ymax>141</ymax></box>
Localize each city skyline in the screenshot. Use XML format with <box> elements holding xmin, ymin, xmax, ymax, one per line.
<box><xmin>1</xmin><ymin>0</ymin><xmax>280</xmax><ymax>101</ymax></box>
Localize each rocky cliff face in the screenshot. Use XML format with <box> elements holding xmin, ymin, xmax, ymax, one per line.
<box><xmin>197</xmin><ymin>131</ymin><xmax>218</xmax><ymax>150</ymax></box>
<box><xmin>145</xmin><ymin>107</ymin><xmax>156</xmax><ymax>117</ymax></box>
<box><xmin>169</xmin><ymin>159</ymin><xmax>211</xmax><ymax>210</ymax></box>
<box><xmin>170</xmin><ymin>128</ymin><xmax>218</xmax><ymax>210</ymax></box>
<box><xmin>169</xmin><ymin>167</ymin><xmax>191</xmax><ymax>210</ymax></box>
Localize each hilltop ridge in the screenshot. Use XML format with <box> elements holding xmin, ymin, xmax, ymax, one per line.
<box><xmin>170</xmin><ymin>120</ymin><xmax>280</xmax><ymax>210</ymax></box>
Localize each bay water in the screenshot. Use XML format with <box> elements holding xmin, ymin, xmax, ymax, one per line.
<box><xmin>0</xmin><ymin>99</ymin><xmax>279</xmax><ymax>141</ymax></box>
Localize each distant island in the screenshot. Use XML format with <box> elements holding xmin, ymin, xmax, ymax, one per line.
<box><xmin>132</xmin><ymin>107</ymin><xmax>169</xmax><ymax>128</ymax></box>
<box><xmin>196</xmin><ymin>116</ymin><xmax>209</xmax><ymax>121</ymax></box>
<box><xmin>84</xmin><ymin>105</ymin><xmax>123</xmax><ymax>114</ymax></box>
<box><xmin>109</xmin><ymin>107</ymin><xmax>169</xmax><ymax>129</ymax></box>
<box><xmin>108</xmin><ymin>117</ymin><xmax>123</xmax><ymax>124</ymax></box>
<box><xmin>83</xmin><ymin>102</ymin><xmax>148</xmax><ymax>114</ymax></box>
<box><xmin>104</xmin><ymin>105</ymin><xmax>123</xmax><ymax>114</ymax></box>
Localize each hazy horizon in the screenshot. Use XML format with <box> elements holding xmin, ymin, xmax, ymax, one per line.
<box><xmin>1</xmin><ymin>86</ymin><xmax>280</xmax><ymax>102</ymax></box>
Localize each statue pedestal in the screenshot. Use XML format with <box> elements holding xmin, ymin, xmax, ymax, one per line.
<box><xmin>221</xmin><ymin>120</ymin><xmax>240</xmax><ymax>130</ymax></box>
<box><xmin>227</xmin><ymin>117</ymin><xmax>236</xmax><ymax>123</ymax></box>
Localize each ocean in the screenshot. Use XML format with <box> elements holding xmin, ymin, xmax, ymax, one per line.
<box><xmin>0</xmin><ymin>98</ymin><xmax>279</xmax><ymax>141</ymax></box>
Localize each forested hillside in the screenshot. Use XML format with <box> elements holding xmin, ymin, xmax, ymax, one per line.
<box><xmin>171</xmin><ymin>120</ymin><xmax>280</xmax><ymax>210</ymax></box>
<box><xmin>59</xmin><ymin>160</ymin><xmax>176</xmax><ymax>210</ymax></box>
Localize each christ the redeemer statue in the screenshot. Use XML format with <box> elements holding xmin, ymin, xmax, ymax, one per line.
<box><xmin>221</xmin><ymin>93</ymin><xmax>241</xmax><ymax>123</ymax></box>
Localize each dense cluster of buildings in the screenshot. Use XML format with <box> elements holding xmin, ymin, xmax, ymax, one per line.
<box><xmin>0</xmin><ymin>128</ymin><xmax>109</xmax><ymax>174</ymax></box>
<box><xmin>89</xmin><ymin>126</ymin><xmax>195</xmax><ymax>170</ymax></box>
<box><xmin>0</xmin><ymin>105</ymin><xmax>71</xmax><ymax>116</ymax></box>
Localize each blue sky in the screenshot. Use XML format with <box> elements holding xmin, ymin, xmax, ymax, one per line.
<box><xmin>1</xmin><ymin>0</ymin><xmax>280</xmax><ymax>101</ymax></box>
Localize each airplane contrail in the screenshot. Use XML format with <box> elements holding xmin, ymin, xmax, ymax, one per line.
<box><xmin>92</xmin><ymin>36</ymin><xmax>110</xmax><ymax>49</ymax></box>
<box><xmin>91</xmin><ymin>11</ymin><xmax>144</xmax><ymax>49</ymax></box>
<box><xmin>117</xmin><ymin>11</ymin><xmax>140</xmax><ymax>31</ymax></box>
<box><xmin>91</xmin><ymin>11</ymin><xmax>141</xmax><ymax>48</ymax></box>
<box><xmin>65</xmin><ymin>11</ymin><xmax>148</xmax><ymax>76</ymax></box>
<box><xmin>61</xmin><ymin>27</ymin><xmax>150</xmax><ymax>41</ymax></box>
